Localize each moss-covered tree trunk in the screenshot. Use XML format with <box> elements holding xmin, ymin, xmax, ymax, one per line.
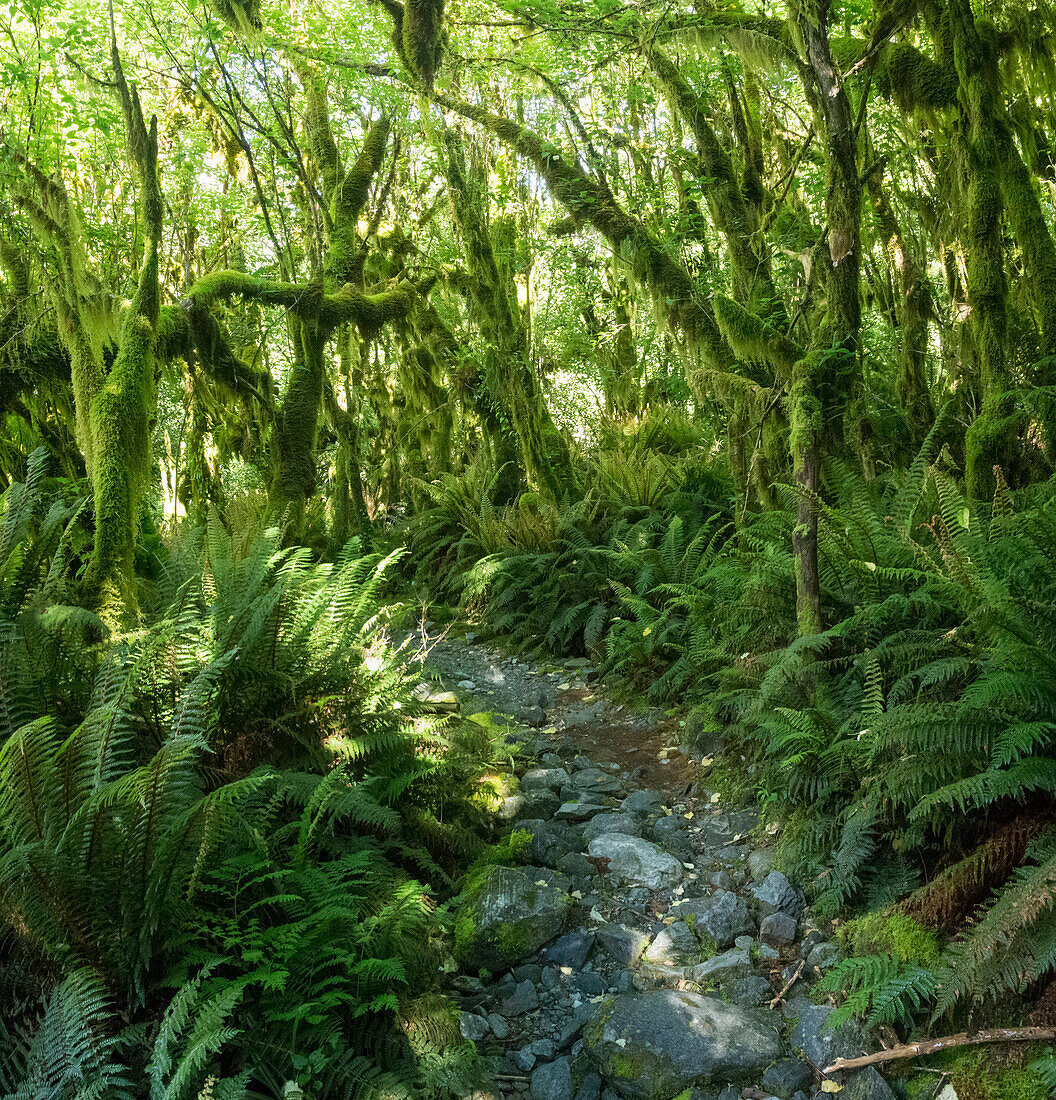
<box><xmin>441</xmin><ymin>125</ymin><xmax>573</xmax><ymax>499</ymax></box>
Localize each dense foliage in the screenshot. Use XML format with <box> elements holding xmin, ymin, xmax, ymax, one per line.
<box><xmin>4</xmin><ymin>0</ymin><xmax>1056</xmax><ymax>1087</ymax></box>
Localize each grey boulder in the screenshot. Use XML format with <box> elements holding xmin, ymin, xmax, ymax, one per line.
<box><xmin>677</xmin><ymin>891</ymin><xmax>754</xmax><ymax>948</ymax></box>
<box><xmin>587</xmin><ymin>834</ymin><xmax>683</xmax><ymax>890</ymax></box>
<box><xmin>584</xmin><ymin>990</ymin><xmax>782</xmax><ymax>1098</ymax></box>
<box><xmin>750</xmin><ymin>871</ymin><xmax>805</xmax><ymax>918</ymax></box>
<box><xmin>531</xmin><ymin>1057</ymin><xmax>574</xmax><ymax>1100</ymax></box>
<box><xmin>454</xmin><ymin>864</ymin><xmax>570</xmax><ymax>969</ymax></box>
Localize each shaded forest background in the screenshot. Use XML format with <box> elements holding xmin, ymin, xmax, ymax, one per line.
<box><xmin>4</xmin><ymin>0</ymin><xmax>1056</xmax><ymax>1093</ymax></box>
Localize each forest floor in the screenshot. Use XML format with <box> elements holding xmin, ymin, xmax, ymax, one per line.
<box><xmin>412</xmin><ymin>628</ymin><xmax>880</xmax><ymax>1100</ymax></box>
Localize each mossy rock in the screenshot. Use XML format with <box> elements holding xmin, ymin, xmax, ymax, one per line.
<box><xmin>453</xmin><ymin>863</ymin><xmax>570</xmax><ymax>970</ymax></box>
<box><xmin>584</xmin><ymin>990</ymin><xmax>782</xmax><ymax>1098</ymax></box>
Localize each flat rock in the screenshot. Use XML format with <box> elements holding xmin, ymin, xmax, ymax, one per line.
<box><xmin>556</xmin><ymin>799</ymin><xmax>609</xmax><ymax>822</ymax></box>
<box><xmin>587</xmin><ymin>834</ymin><xmax>683</xmax><ymax>890</ymax></box>
<box><xmin>620</xmin><ymin>789</ymin><xmax>663</xmax><ymax>814</ymax></box>
<box><xmin>522</xmin><ymin>767</ymin><xmax>571</xmax><ymax>791</ymax></box>
<box><xmin>584</xmin><ymin>990</ymin><xmax>783</xmax><ymax>1098</ymax></box>
<box><xmin>532</xmin><ymin>1056</ymin><xmax>574</xmax><ymax>1099</ymax></box>
<box><xmin>574</xmin><ymin>767</ymin><xmax>623</xmax><ymax>794</ymax></box>
<box><xmin>677</xmin><ymin>891</ymin><xmax>754</xmax><ymax>948</ymax></box>
<box><xmin>546</xmin><ymin>931</ymin><xmax>595</xmax><ymax>969</ymax></box>
<box><xmin>455</xmin><ymin>864</ymin><xmax>570</xmax><ymax>970</ymax></box>
<box><xmin>583</xmin><ymin>813</ymin><xmax>643</xmax><ymax>843</ymax></box>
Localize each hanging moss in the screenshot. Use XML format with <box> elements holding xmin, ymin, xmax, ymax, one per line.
<box><xmin>875</xmin><ymin>43</ymin><xmax>959</xmax><ymax>113</ymax></box>
<box><xmin>269</xmin><ymin>319</ymin><xmax>326</xmax><ymax>529</ymax></box>
<box><xmin>331</xmin><ymin>115</ymin><xmax>391</xmax><ymax>284</ymax></box>
<box><xmin>402</xmin><ymin>0</ymin><xmax>444</xmax><ymax>90</ymax></box>
<box><xmin>713</xmin><ymin>296</ymin><xmax>801</xmax><ymax>379</ymax></box>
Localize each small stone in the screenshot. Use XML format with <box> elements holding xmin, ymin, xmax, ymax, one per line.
<box><xmin>541</xmin><ymin>966</ymin><xmax>561</xmax><ymax>990</ymax></box>
<box><xmin>596</xmin><ymin>924</ymin><xmax>651</xmax><ymax>967</ymax></box>
<box><xmin>574</xmin><ymin>971</ymin><xmax>607</xmax><ymax>996</ymax></box>
<box><xmin>512</xmin><ymin>1048</ymin><xmax>537</xmax><ymax>1072</ymax></box>
<box><xmin>724</xmin><ymin>972</ymin><xmax>773</xmax><ymax>1006</ymax></box>
<box><xmin>518</xmin><ymin>819</ymin><xmax>582</xmax><ymax>867</ymax></box>
<box><xmin>500</xmin><ymin>979</ymin><xmax>540</xmax><ymax>1017</ymax></box>
<box><xmin>807</xmin><ymin>941</ymin><xmax>843</xmax><ymax>972</ymax></box>
<box><xmin>458</xmin><ymin>679</ymin><xmax>476</xmax><ymax>690</ymax></box>
<box><xmin>652</xmin><ymin>815</ymin><xmax>684</xmax><ymax>843</ymax></box>
<box><xmin>573</xmin><ymin>768</ymin><xmax>622</xmax><ymax>794</ymax></box>
<box><xmin>500</xmin><ymin>789</ymin><xmax>561</xmax><ymax>822</ymax></box>
<box><xmin>747</xmin><ymin>848</ymin><xmax>778</xmax><ymax>881</ymax></box>
<box><xmin>555</xmin><ymin>799</ymin><xmax>608</xmax><ymax>822</ymax></box>
<box><xmin>584</xmin><ymin>813</ymin><xmax>643</xmax><ymax>842</ymax></box>
<box><xmin>758</xmin><ymin>943</ymin><xmax>780</xmax><ymax>961</ymax></box>
<box><xmin>556</xmin><ymin>851</ymin><xmax>596</xmax><ymax>879</ymax></box>
<box><xmin>690</xmin><ymin>947</ymin><xmax>752</xmax><ymax>985</ymax></box>
<box><xmin>547</xmin><ymin>931</ymin><xmax>595</xmax><ymax>969</ymax></box>
<box><xmin>841</xmin><ymin>1067</ymin><xmax>897</xmax><ymax>1100</ymax></box>
<box><xmin>529</xmin><ymin>1039</ymin><xmax>555</xmax><ymax>1059</ymax></box>
<box><xmin>621</xmin><ymin>789</ymin><xmax>663</xmax><ymax>814</ymax></box>
<box><xmin>750</xmin><ymin>871</ymin><xmax>805</xmax><ymax>918</ymax></box>
<box><xmin>575</xmin><ymin>1073</ymin><xmax>603</xmax><ymax>1100</ymax></box>
<box><xmin>645</xmin><ymin>922</ymin><xmax>702</xmax><ymax>967</ymax></box>
<box><xmin>523</xmin><ymin>705</ymin><xmax>547</xmax><ymax>726</ymax></box>
<box><xmin>734</xmin><ymin>935</ymin><xmax>755</xmax><ymax>951</ymax></box>
<box><xmin>762</xmin><ymin>1059</ymin><xmax>813</xmax><ymax>1099</ymax></box>
<box><xmin>787</xmin><ymin>998</ymin><xmax>867</xmax><ymax>1067</ymax></box>
<box><xmin>760</xmin><ymin>911</ymin><xmax>798</xmax><ymax>946</ymax></box>
<box><xmin>708</xmin><ymin>870</ymin><xmax>734</xmax><ymax>891</ymax></box>
<box><xmin>532</xmin><ymin>1057</ymin><xmax>574</xmax><ymax>1100</ymax></box>
<box><xmin>513</xmin><ymin>963</ymin><xmax>543</xmax><ymax>983</ymax></box>
<box><xmin>677</xmin><ymin>890</ymin><xmax>754</xmax><ymax>948</ymax></box>
<box><xmin>459</xmin><ymin>1012</ymin><xmax>490</xmax><ymax>1041</ymax></box>
<box><xmin>522</xmin><ymin>767</ymin><xmax>570</xmax><ymax>791</ymax></box>
<box><xmin>487</xmin><ymin>1013</ymin><xmax>510</xmax><ymax>1039</ymax></box>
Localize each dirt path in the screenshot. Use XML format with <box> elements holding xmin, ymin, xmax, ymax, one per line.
<box><xmin>414</xmin><ymin>630</ymin><xmax>880</xmax><ymax>1100</ymax></box>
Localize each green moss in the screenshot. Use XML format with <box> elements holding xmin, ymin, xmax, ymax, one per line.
<box><xmin>612</xmin><ymin>1050</ymin><xmax>647</xmax><ymax>1078</ymax></box>
<box><xmin>496</xmin><ymin>921</ymin><xmax>529</xmax><ymax>961</ymax></box>
<box><xmin>905</xmin><ymin>1048</ymin><xmax>1048</xmax><ymax>1100</ymax></box>
<box><xmin>839</xmin><ymin>913</ymin><xmax>941</xmax><ymax>965</ymax></box>
<box><xmin>695</xmin><ymin>931</ymin><xmax>719</xmax><ymax>962</ymax></box>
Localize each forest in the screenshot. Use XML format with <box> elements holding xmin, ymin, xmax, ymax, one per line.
<box><xmin>3</xmin><ymin>0</ymin><xmax>1056</xmax><ymax>1095</ymax></box>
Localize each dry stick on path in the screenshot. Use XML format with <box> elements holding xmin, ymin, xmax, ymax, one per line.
<box><xmin>823</xmin><ymin>1027</ymin><xmax>1056</xmax><ymax>1075</ymax></box>
<box><xmin>769</xmin><ymin>959</ymin><xmax>805</xmax><ymax>1008</ymax></box>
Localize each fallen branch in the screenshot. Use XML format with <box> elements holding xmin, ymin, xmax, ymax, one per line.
<box><xmin>824</xmin><ymin>1028</ymin><xmax>1056</xmax><ymax>1074</ymax></box>
<box><xmin>770</xmin><ymin>960</ymin><xmax>805</xmax><ymax>1009</ymax></box>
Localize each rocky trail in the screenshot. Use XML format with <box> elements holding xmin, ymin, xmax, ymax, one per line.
<box><xmin>415</xmin><ymin>630</ymin><xmax>889</xmax><ymax>1100</ymax></box>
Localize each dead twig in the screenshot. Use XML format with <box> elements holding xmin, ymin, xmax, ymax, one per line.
<box><xmin>769</xmin><ymin>960</ymin><xmax>805</xmax><ymax>1009</ymax></box>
